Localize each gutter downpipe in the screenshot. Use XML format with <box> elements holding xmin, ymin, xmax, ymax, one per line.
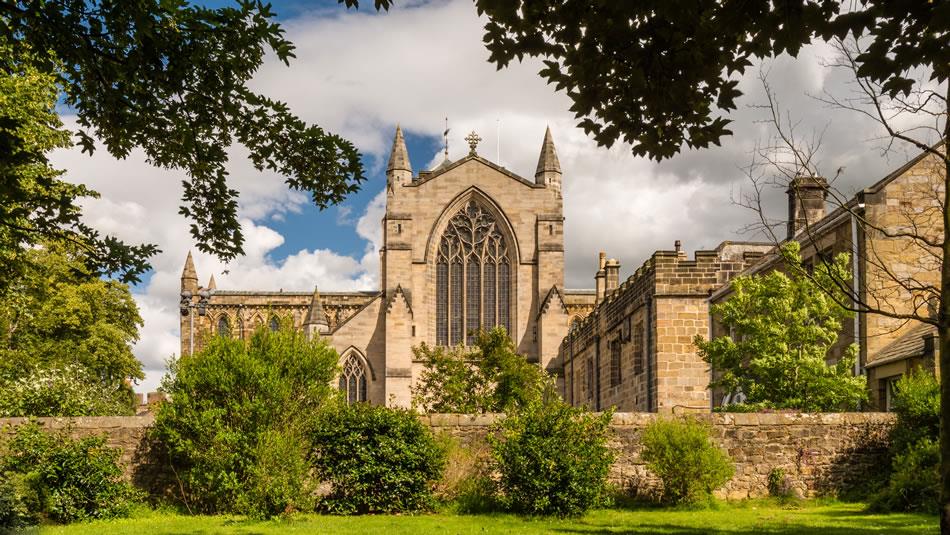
<box><xmin>851</xmin><ymin>208</ymin><xmax>863</xmax><ymax>377</ymax></box>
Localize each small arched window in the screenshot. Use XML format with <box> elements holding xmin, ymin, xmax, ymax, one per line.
<box><xmin>269</xmin><ymin>316</ymin><xmax>280</xmax><ymax>332</ymax></box>
<box><xmin>339</xmin><ymin>353</ymin><xmax>368</xmax><ymax>404</ymax></box>
<box><xmin>217</xmin><ymin>316</ymin><xmax>230</xmax><ymax>338</ymax></box>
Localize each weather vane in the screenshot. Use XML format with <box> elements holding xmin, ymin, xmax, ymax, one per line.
<box><xmin>465</xmin><ymin>130</ymin><xmax>482</xmax><ymax>155</ymax></box>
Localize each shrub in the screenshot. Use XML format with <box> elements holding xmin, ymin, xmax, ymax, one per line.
<box><xmin>767</xmin><ymin>467</ymin><xmax>796</xmax><ymax>499</ymax></box>
<box><xmin>869</xmin><ymin>437</ymin><xmax>939</xmax><ymax>514</ymax></box>
<box><xmin>890</xmin><ymin>368</ymin><xmax>939</xmax><ymax>452</ymax></box>
<box><xmin>640</xmin><ymin>417</ymin><xmax>734</xmax><ymax>505</ymax></box>
<box><xmin>0</xmin><ymin>422</ymin><xmax>139</xmax><ymax>524</ymax></box>
<box><xmin>153</xmin><ymin>325</ymin><xmax>338</xmax><ymax>517</ymax></box>
<box><xmin>489</xmin><ymin>399</ymin><xmax>614</xmax><ymax>517</ymax></box>
<box><xmin>868</xmin><ymin>368</ymin><xmax>940</xmax><ymax>513</ymax></box>
<box><xmin>310</xmin><ymin>402</ymin><xmax>447</xmax><ymax>514</ymax></box>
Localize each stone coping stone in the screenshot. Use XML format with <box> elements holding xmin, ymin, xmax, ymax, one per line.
<box><xmin>0</xmin><ymin>412</ymin><xmax>894</xmax><ymax>430</ymax></box>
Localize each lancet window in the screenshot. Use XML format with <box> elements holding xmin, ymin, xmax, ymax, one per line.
<box><xmin>217</xmin><ymin>316</ymin><xmax>230</xmax><ymax>338</ymax></box>
<box><xmin>339</xmin><ymin>353</ymin><xmax>367</xmax><ymax>404</ymax></box>
<box><xmin>435</xmin><ymin>200</ymin><xmax>511</xmax><ymax>346</ymax></box>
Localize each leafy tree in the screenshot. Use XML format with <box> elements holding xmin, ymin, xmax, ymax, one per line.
<box><xmin>153</xmin><ymin>325</ymin><xmax>338</xmax><ymax>517</ymax></box>
<box><xmin>695</xmin><ymin>242</ymin><xmax>866</xmax><ymax>411</ymax></box>
<box><xmin>411</xmin><ymin>327</ymin><xmax>552</xmax><ymax>413</ymax></box>
<box><xmin>0</xmin><ymin>243</ymin><xmax>142</xmax><ymax>415</ymax></box>
<box><xmin>0</xmin><ymin>0</ymin><xmax>390</xmax><ymax>283</ymax></box>
<box><xmin>475</xmin><ymin>1</ymin><xmax>945</xmax><ymax>161</ymax></box>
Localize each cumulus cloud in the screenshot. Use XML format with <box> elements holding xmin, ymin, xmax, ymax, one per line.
<box><xmin>48</xmin><ymin>0</ymin><xmax>923</xmax><ymax>391</ymax></box>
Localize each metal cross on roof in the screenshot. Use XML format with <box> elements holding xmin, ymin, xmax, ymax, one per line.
<box><xmin>465</xmin><ymin>130</ymin><xmax>482</xmax><ymax>155</ymax></box>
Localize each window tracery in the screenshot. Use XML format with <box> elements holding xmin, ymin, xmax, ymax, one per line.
<box><xmin>435</xmin><ymin>200</ymin><xmax>511</xmax><ymax>346</ymax></box>
<box><xmin>339</xmin><ymin>353</ymin><xmax>367</xmax><ymax>404</ymax></box>
<box><xmin>217</xmin><ymin>315</ymin><xmax>230</xmax><ymax>338</ymax></box>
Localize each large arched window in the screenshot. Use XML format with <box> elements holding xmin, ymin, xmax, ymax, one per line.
<box><xmin>339</xmin><ymin>353</ymin><xmax>367</xmax><ymax>404</ymax></box>
<box><xmin>436</xmin><ymin>200</ymin><xmax>511</xmax><ymax>346</ymax></box>
<box><xmin>217</xmin><ymin>315</ymin><xmax>230</xmax><ymax>338</ymax></box>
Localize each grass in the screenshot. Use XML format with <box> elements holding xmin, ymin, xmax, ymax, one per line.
<box><xmin>38</xmin><ymin>500</ymin><xmax>936</xmax><ymax>534</ymax></box>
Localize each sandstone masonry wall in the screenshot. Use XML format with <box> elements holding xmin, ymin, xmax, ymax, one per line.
<box><xmin>0</xmin><ymin>412</ymin><xmax>893</xmax><ymax>500</ymax></box>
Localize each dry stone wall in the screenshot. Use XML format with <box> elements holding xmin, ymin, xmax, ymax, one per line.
<box><xmin>0</xmin><ymin>412</ymin><xmax>893</xmax><ymax>500</ymax></box>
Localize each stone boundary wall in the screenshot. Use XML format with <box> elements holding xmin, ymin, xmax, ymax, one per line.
<box><xmin>0</xmin><ymin>412</ymin><xmax>895</xmax><ymax>499</ymax></box>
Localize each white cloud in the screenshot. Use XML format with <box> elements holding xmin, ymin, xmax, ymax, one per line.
<box><xmin>48</xmin><ymin>0</ymin><xmax>926</xmax><ymax>392</ymax></box>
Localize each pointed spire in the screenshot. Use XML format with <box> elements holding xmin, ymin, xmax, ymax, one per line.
<box><xmin>535</xmin><ymin>126</ymin><xmax>561</xmax><ymax>178</ymax></box>
<box><xmin>386</xmin><ymin>124</ymin><xmax>412</xmax><ymax>174</ymax></box>
<box><xmin>304</xmin><ymin>286</ymin><xmax>329</xmax><ymax>329</ymax></box>
<box><xmin>207</xmin><ymin>274</ymin><xmax>216</xmax><ymax>290</ymax></box>
<box><xmin>181</xmin><ymin>251</ymin><xmax>198</xmax><ymax>293</ymax></box>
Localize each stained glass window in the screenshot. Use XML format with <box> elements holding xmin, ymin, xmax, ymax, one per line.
<box><xmin>269</xmin><ymin>316</ymin><xmax>279</xmax><ymax>332</ymax></box>
<box><xmin>339</xmin><ymin>353</ymin><xmax>367</xmax><ymax>404</ymax></box>
<box><xmin>435</xmin><ymin>200</ymin><xmax>512</xmax><ymax>345</ymax></box>
<box><xmin>217</xmin><ymin>316</ymin><xmax>230</xmax><ymax>338</ymax></box>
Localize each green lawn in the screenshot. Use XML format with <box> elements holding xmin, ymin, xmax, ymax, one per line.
<box><xmin>38</xmin><ymin>501</ymin><xmax>936</xmax><ymax>534</ymax></box>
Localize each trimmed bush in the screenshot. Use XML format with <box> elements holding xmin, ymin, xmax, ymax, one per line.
<box><xmin>489</xmin><ymin>399</ymin><xmax>614</xmax><ymax>517</ymax></box>
<box><xmin>0</xmin><ymin>422</ymin><xmax>139</xmax><ymax>525</ymax></box>
<box><xmin>153</xmin><ymin>325</ymin><xmax>338</xmax><ymax>517</ymax></box>
<box><xmin>311</xmin><ymin>402</ymin><xmax>447</xmax><ymax>514</ymax></box>
<box><xmin>640</xmin><ymin>417</ymin><xmax>734</xmax><ymax>505</ymax></box>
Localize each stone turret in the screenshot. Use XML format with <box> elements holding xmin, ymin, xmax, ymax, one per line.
<box><xmin>386</xmin><ymin>125</ymin><xmax>412</xmax><ymax>192</ymax></box>
<box><xmin>535</xmin><ymin>126</ymin><xmax>562</xmax><ymax>196</ymax></box>
<box><xmin>181</xmin><ymin>251</ymin><xmax>198</xmax><ymax>295</ymax></box>
<box><xmin>303</xmin><ymin>286</ymin><xmax>329</xmax><ymax>338</ymax></box>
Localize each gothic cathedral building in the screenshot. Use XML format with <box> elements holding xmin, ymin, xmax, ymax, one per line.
<box><xmin>180</xmin><ymin>126</ymin><xmax>596</xmax><ymax>406</ymax></box>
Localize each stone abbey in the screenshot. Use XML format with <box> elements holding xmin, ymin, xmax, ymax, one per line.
<box><xmin>180</xmin><ymin>126</ymin><xmax>945</xmax><ymax>412</ymax></box>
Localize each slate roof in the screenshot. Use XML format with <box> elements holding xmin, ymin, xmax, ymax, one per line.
<box><xmin>867</xmin><ymin>322</ymin><xmax>937</xmax><ymax>368</ymax></box>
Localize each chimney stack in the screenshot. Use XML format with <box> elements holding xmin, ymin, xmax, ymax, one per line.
<box><xmin>604</xmin><ymin>258</ymin><xmax>620</xmax><ymax>295</ymax></box>
<box><xmin>787</xmin><ymin>175</ymin><xmax>828</xmax><ymax>240</ymax></box>
<box><xmin>595</xmin><ymin>252</ymin><xmax>606</xmax><ymax>304</ymax></box>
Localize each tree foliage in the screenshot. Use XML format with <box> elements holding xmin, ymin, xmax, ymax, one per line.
<box><xmin>153</xmin><ymin>325</ymin><xmax>338</xmax><ymax>517</ymax></box>
<box><xmin>0</xmin><ymin>243</ymin><xmax>142</xmax><ymax>415</ymax></box>
<box><xmin>695</xmin><ymin>242</ymin><xmax>866</xmax><ymax>411</ymax></box>
<box><xmin>0</xmin><ymin>0</ymin><xmax>390</xmax><ymax>280</ymax></box>
<box><xmin>411</xmin><ymin>327</ymin><xmax>553</xmax><ymax>413</ymax></box>
<box><xmin>0</xmin><ymin>42</ymin><xmax>156</xmax><ymax>287</ymax></box>
<box><xmin>475</xmin><ymin>0</ymin><xmax>947</xmax><ymax>160</ymax></box>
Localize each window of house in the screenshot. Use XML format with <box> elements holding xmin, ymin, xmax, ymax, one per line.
<box><xmin>633</xmin><ymin>320</ymin><xmax>644</xmax><ymax>374</ymax></box>
<box><xmin>339</xmin><ymin>353</ymin><xmax>368</xmax><ymax>404</ymax></box>
<box><xmin>436</xmin><ymin>200</ymin><xmax>511</xmax><ymax>345</ymax></box>
<box><xmin>269</xmin><ymin>316</ymin><xmax>279</xmax><ymax>332</ymax></box>
<box><xmin>609</xmin><ymin>338</ymin><xmax>622</xmax><ymax>387</ymax></box>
